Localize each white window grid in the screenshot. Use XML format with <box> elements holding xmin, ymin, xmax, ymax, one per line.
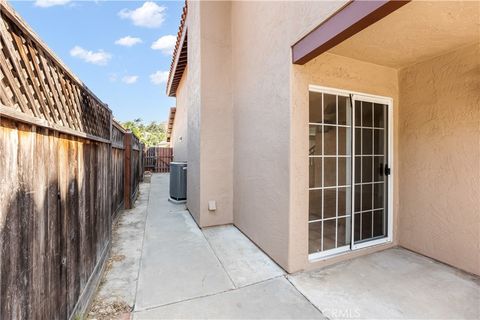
<box><xmin>308</xmin><ymin>93</ymin><xmax>352</xmax><ymax>252</ymax></box>
<box><xmin>308</xmin><ymin>88</ymin><xmax>392</xmax><ymax>258</ymax></box>
<box><xmin>353</xmin><ymin>101</ymin><xmax>387</xmax><ymax>242</ymax></box>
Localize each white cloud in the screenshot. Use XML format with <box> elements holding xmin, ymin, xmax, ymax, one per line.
<box><xmin>122</xmin><ymin>75</ymin><xmax>139</xmax><ymax>84</ymax></box>
<box><xmin>70</xmin><ymin>46</ymin><xmax>111</xmax><ymax>65</ymax></box>
<box><xmin>151</xmin><ymin>35</ymin><xmax>176</xmax><ymax>55</ymax></box>
<box><xmin>34</xmin><ymin>0</ymin><xmax>70</xmax><ymax>7</ymax></box>
<box><xmin>109</xmin><ymin>73</ymin><xmax>118</xmax><ymax>82</ymax></box>
<box><xmin>150</xmin><ymin>70</ymin><xmax>169</xmax><ymax>85</ymax></box>
<box><xmin>118</xmin><ymin>2</ymin><xmax>166</xmax><ymax>28</ymax></box>
<box><xmin>115</xmin><ymin>36</ymin><xmax>143</xmax><ymax>47</ymax></box>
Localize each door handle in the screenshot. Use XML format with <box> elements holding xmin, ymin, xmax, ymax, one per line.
<box><xmin>384</xmin><ymin>164</ymin><xmax>391</xmax><ymax>176</ymax></box>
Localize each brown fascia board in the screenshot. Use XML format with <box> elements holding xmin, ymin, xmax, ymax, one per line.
<box><xmin>292</xmin><ymin>0</ymin><xmax>410</xmax><ymax>65</ymax></box>
<box><xmin>166</xmin><ymin>107</ymin><xmax>176</xmax><ymax>141</ymax></box>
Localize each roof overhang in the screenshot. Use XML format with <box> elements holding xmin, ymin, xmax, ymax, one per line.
<box><xmin>328</xmin><ymin>1</ymin><xmax>479</xmax><ymax>69</ymax></box>
<box><xmin>292</xmin><ymin>0</ymin><xmax>410</xmax><ymax>65</ymax></box>
<box><xmin>166</xmin><ymin>107</ymin><xmax>176</xmax><ymax>142</ymax></box>
<box><xmin>167</xmin><ymin>2</ymin><xmax>188</xmax><ymax>97</ymax></box>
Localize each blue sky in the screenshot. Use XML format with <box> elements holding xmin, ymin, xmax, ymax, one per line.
<box><xmin>10</xmin><ymin>0</ymin><xmax>183</xmax><ymax>123</ymax></box>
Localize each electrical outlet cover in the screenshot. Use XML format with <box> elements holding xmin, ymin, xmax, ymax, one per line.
<box><xmin>208</xmin><ymin>200</ymin><xmax>216</xmax><ymax>211</ymax></box>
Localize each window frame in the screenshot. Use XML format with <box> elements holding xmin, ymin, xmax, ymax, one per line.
<box><xmin>308</xmin><ymin>85</ymin><xmax>394</xmax><ymax>261</ymax></box>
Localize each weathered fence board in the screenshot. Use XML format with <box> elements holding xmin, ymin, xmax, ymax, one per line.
<box><xmin>123</xmin><ymin>132</ymin><xmax>143</xmax><ymax>210</ymax></box>
<box><xmin>111</xmin><ymin>148</ymin><xmax>125</xmax><ymax>215</ymax></box>
<box><xmin>111</xmin><ymin>121</ymin><xmax>125</xmax><ymax>217</ymax></box>
<box><xmin>130</xmin><ymin>133</ymin><xmax>143</xmax><ymax>201</ymax></box>
<box><xmin>145</xmin><ymin>147</ymin><xmax>173</xmax><ymax>173</ymax></box>
<box><xmin>0</xmin><ymin>120</ymin><xmax>113</xmax><ymax>319</ymax></box>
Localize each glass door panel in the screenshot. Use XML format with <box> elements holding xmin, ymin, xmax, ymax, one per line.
<box><xmin>309</xmin><ymin>87</ymin><xmax>391</xmax><ymax>258</ymax></box>
<box><xmin>308</xmin><ymin>91</ymin><xmax>352</xmax><ymax>255</ymax></box>
<box><xmin>352</xmin><ymin>97</ymin><xmax>389</xmax><ymax>246</ymax></box>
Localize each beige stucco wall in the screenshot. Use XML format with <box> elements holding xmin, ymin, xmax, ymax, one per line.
<box><xmin>231</xmin><ymin>1</ymin><xmax>348</xmax><ymax>270</ymax></box>
<box><xmin>171</xmin><ymin>67</ymin><xmax>188</xmax><ymax>162</ymax></box>
<box><xmin>185</xmin><ymin>0</ymin><xmax>201</xmax><ymax>221</ymax></box>
<box><xmin>198</xmin><ymin>1</ymin><xmax>234</xmax><ymax>227</ymax></box>
<box><xmin>183</xmin><ymin>1</ymin><xmax>234</xmax><ymax>227</ymax></box>
<box><xmin>398</xmin><ymin>44</ymin><xmax>480</xmax><ymax>276</ymax></box>
<box><xmin>231</xmin><ymin>1</ymin><xmax>291</xmax><ymax>268</ymax></box>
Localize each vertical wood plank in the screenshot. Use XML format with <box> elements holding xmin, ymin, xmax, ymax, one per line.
<box><xmin>66</xmin><ymin>137</ymin><xmax>80</xmax><ymax>315</ymax></box>
<box><xmin>77</xmin><ymin>138</ymin><xmax>87</xmax><ymax>289</ymax></box>
<box><xmin>92</xmin><ymin>141</ymin><xmax>98</xmax><ymax>261</ymax></box>
<box><xmin>18</xmin><ymin>122</ymin><xmax>35</xmax><ymax>319</ymax></box>
<box><xmin>83</xmin><ymin>139</ymin><xmax>93</xmax><ymax>286</ymax></box>
<box><xmin>32</xmin><ymin>126</ymin><xmax>48</xmax><ymax>319</ymax></box>
<box><xmin>124</xmin><ymin>133</ymin><xmax>132</xmax><ymax>209</ymax></box>
<box><xmin>46</xmin><ymin>129</ymin><xmax>59</xmax><ymax>320</ymax></box>
<box><xmin>0</xmin><ymin>117</ymin><xmax>19</xmax><ymax>320</ymax></box>
<box><xmin>57</xmin><ymin>133</ymin><xmax>69</xmax><ymax>319</ymax></box>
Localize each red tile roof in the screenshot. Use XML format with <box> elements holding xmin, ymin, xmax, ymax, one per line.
<box><xmin>166</xmin><ymin>1</ymin><xmax>188</xmax><ymax>97</ymax></box>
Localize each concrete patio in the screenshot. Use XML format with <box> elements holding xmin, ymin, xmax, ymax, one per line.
<box><xmin>90</xmin><ymin>174</ymin><xmax>480</xmax><ymax>319</ymax></box>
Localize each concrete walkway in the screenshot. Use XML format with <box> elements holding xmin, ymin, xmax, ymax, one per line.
<box><xmin>133</xmin><ymin>174</ymin><xmax>322</xmax><ymax>319</ymax></box>
<box><xmin>88</xmin><ymin>182</ymin><xmax>150</xmax><ymax>319</ymax></box>
<box><xmin>90</xmin><ymin>173</ymin><xmax>479</xmax><ymax>320</ymax></box>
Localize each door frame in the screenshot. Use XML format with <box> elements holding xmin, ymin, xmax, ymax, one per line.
<box><xmin>308</xmin><ymin>85</ymin><xmax>394</xmax><ymax>261</ymax></box>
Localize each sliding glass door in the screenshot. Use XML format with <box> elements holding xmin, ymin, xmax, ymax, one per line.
<box><xmin>308</xmin><ymin>86</ymin><xmax>392</xmax><ymax>259</ymax></box>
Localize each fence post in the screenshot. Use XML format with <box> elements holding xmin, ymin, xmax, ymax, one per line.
<box><xmin>124</xmin><ymin>132</ymin><xmax>132</xmax><ymax>209</ymax></box>
<box><xmin>139</xmin><ymin>143</ymin><xmax>144</xmax><ymax>182</ymax></box>
<box><xmin>108</xmin><ymin>110</ymin><xmax>113</xmax><ymax>232</ymax></box>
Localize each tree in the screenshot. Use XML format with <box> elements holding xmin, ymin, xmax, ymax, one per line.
<box><xmin>121</xmin><ymin>119</ymin><xmax>167</xmax><ymax>147</ymax></box>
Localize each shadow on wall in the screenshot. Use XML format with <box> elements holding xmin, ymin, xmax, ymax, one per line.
<box><xmin>0</xmin><ymin>123</ymin><xmax>111</xmax><ymax>320</ymax></box>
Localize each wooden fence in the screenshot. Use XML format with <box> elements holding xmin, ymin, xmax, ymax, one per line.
<box><xmin>123</xmin><ymin>131</ymin><xmax>144</xmax><ymax>209</ymax></box>
<box><xmin>0</xmin><ymin>3</ymin><xmax>144</xmax><ymax>319</ymax></box>
<box><xmin>111</xmin><ymin>121</ymin><xmax>144</xmax><ymax>215</ymax></box>
<box><xmin>145</xmin><ymin>147</ymin><xmax>173</xmax><ymax>173</ymax></box>
<box><xmin>111</xmin><ymin>121</ymin><xmax>126</xmax><ymax>217</ymax></box>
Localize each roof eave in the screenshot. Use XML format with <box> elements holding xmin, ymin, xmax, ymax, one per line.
<box><xmin>166</xmin><ymin>26</ymin><xmax>187</xmax><ymax>97</ymax></box>
<box><xmin>291</xmin><ymin>0</ymin><xmax>410</xmax><ymax>65</ymax></box>
<box><xmin>166</xmin><ymin>107</ymin><xmax>176</xmax><ymax>142</ymax></box>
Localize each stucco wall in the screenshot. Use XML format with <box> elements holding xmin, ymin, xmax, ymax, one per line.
<box><xmin>291</xmin><ymin>53</ymin><xmax>399</xmax><ymax>272</ymax></box>
<box><xmin>183</xmin><ymin>1</ymin><xmax>234</xmax><ymax>227</ymax></box>
<box><xmin>198</xmin><ymin>1</ymin><xmax>234</xmax><ymax>227</ymax></box>
<box><xmin>231</xmin><ymin>1</ymin><xmax>348</xmax><ymax>270</ymax></box>
<box><xmin>171</xmin><ymin>67</ymin><xmax>188</xmax><ymax>162</ymax></box>
<box><xmin>398</xmin><ymin>44</ymin><xmax>480</xmax><ymax>276</ymax></box>
<box><xmin>186</xmin><ymin>0</ymin><xmax>201</xmax><ymax>221</ymax></box>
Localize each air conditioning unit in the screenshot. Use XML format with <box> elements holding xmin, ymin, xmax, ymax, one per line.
<box><xmin>169</xmin><ymin>162</ymin><xmax>187</xmax><ymax>203</ymax></box>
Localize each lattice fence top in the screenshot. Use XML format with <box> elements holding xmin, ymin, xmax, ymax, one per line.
<box><xmin>0</xmin><ymin>1</ymin><xmax>112</xmax><ymax>141</ymax></box>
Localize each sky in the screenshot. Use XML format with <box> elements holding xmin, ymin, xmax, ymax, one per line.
<box><xmin>9</xmin><ymin>0</ymin><xmax>184</xmax><ymax>123</ymax></box>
